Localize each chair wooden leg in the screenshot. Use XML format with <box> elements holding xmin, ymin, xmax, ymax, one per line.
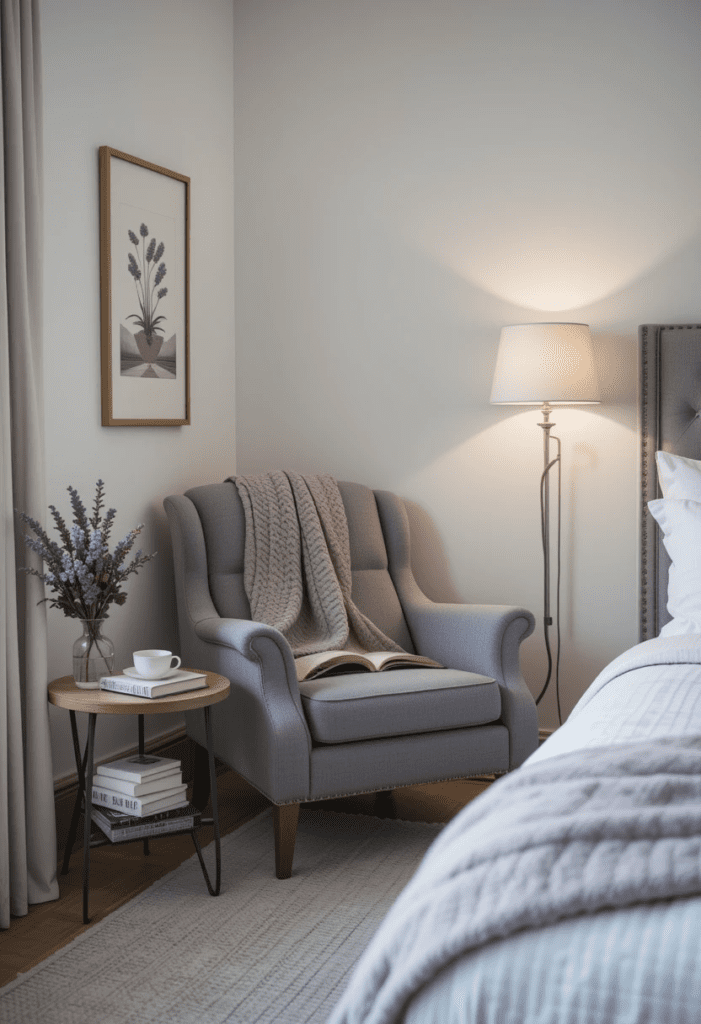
<box><xmin>191</xmin><ymin>742</ymin><xmax>211</xmax><ymax>811</ymax></box>
<box><xmin>273</xmin><ymin>803</ymin><xmax>300</xmax><ymax>879</ymax></box>
<box><xmin>374</xmin><ymin>789</ymin><xmax>395</xmax><ymax>818</ymax></box>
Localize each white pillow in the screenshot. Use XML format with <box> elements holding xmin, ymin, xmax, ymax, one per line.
<box><xmin>655</xmin><ymin>451</ymin><xmax>701</xmax><ymax>500</ymax></box>
<box><xmin>648</xmin><ymin>497</ymin><xmax>701</xmax><ymax>636</ymax></box>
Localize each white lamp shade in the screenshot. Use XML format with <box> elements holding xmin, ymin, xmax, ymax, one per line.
<box><xmin>490</xmin><ymin>323</ymin><xmax>600</xmax><ymax>405</ymax></box>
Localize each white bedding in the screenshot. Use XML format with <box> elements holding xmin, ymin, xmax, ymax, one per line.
<box><xmin>402</xmin><ymin>895</ymin><xmax>701</xmax><ymax>1024</ymax></box>
<box><xmin>528</xmin><ymin>636</ymin><xmax>701</xmax><ymax>765</ymax></box>
<box><xmin>329</xmin><ymin>636</ymin><xmax>701</xmax><ymax>1024</ymax></box>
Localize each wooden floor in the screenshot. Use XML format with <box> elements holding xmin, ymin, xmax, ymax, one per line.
<box><xmin>0</xmin><ymin>764</ymin><xmax>491</xmax><ymax>989</ymax></box>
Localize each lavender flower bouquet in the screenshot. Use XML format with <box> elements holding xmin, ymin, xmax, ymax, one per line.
<box><xmin>16</xmin><ymin>481</ymin><xmax>156</xmax><ymax>686</ymax></box>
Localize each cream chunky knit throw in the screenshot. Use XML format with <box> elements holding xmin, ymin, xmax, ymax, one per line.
<box><xmin>232</xmin><ymin>471</ymin><xmax>404</xmax><ymax>657</ymax></box>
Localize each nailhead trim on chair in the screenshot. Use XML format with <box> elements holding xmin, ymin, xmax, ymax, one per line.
<box><xmin>267</xmin><ymin>770</ymin><xmax>500</xmax><ymax>807</ymax></box>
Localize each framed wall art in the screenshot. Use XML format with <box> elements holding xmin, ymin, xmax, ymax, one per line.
<box><xmin>99</xmin><ymin>147</ymin><xmax>190</xmax><ymax>425</ymax></box>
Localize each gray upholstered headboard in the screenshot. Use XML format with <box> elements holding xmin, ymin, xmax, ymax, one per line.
<box><xmin>640</xmin><ymin>324</ymin><xmax>701</xmax><ymax>641</ymax></box>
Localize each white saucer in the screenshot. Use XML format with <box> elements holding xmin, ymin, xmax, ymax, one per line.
<box><xmin>123</xmin><ymin>666</ymin><xmax>178</xmax><ymax>681</ymax></box>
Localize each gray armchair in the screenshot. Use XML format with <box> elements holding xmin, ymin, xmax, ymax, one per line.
<box><xmin>164</xmin><ymin>480</ymin><xmax>537</xmax><ymax>878</ymax></box>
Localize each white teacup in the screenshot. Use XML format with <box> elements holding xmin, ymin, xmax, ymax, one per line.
<box><xmin>133</xmin><ymin>649</ymin><xmax>181</xmax><ymax>679</ymax></box>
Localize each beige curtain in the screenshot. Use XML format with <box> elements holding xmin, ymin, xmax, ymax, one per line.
<box><xmin>0</xmin><ymin>0</ymin><xmax>58</xmax><ymax>929</ymax></box>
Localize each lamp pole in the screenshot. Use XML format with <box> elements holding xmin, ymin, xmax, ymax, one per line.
<box><xmin>539</xmin><ymin>403</ymin><xmax>554</xmax><ymax>629</ymax></box>
<box><xmin>537</xmin><ymin>401</ymin><xmax>561</xmax><ymax>718</ymax></box>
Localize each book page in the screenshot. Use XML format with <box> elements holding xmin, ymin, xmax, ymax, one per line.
<box><xmin>294</xmin><ymin>649</ymin><xmax>444</xmax><ymax>680</ymax></box>
<box><xmin>294</xmin><ymin>651</ymin><xmax>369</xmax><ymax>681</ymax></box>
<box><xmin>362</xmin><ymin>651</ymin><xmax>444</xmax><ymax>670</ymax></box>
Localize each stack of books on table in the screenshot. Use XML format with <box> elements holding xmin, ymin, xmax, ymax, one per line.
<box><xmin>90</xmin><ymin>754</ymin><xmax>200</xmax><ymax>842</ymax></box>
<box><xmin>91</xmin><ymin>802</ymin><xmax>202</xmax><ymax>843</ymax></box>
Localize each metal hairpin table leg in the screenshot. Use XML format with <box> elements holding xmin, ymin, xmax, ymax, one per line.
<box><xmin>190</xmin><ymin>704</ymin><xmax>221</xmax><ymax>896</ymax></box>
<box><xmin>136</xmin><ymin>715</ymin><xmax>150</xmax><ymax>857</ymax></box>
<box><xmin>62</xmin><ymin>710</ymin><xmax>88</xmax><ymax>875</ymax></box>
<box><xmin>82</xmin><ymin>712</ymin><xmax>97</xmax><ymax>924</ymax></box>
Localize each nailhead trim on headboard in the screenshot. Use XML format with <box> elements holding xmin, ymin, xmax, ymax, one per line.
<box><xmin>639</xmin><ymin>324</ymin><xmax>701</xmax><ymax>642</ymax></box>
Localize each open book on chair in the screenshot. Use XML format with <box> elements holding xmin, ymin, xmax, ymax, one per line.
<box><xmin>294</xmin><ymin>650</ymin><xmax>444</xmax><ymax>682</ymax></box>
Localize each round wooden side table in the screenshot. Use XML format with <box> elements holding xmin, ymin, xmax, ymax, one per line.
<box><xmin>48</xmin><ymin>671</ymin><xmax>230</xmax><ymax>923</ymax></box>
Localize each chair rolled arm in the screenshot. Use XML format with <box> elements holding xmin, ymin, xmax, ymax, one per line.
<box><xmin>403</xmin><ymin>602</ymin><xmax>535</xmax><ymax>683</ymax></box>
<box><xmin>405</xmin><ymin>601</ymin><xmax>538</xmax><ymax>768</ymax></box>
<box><xmin>195</xmin><ymin>616</ymin><xmax>297</xmax><ymax>670</ymax></box>
<box><xmin>193</xmin><ymin>615</ymin><xmax>306</xmax><ymax>736</ymax></box>
<box><xmin>185</xmin><ymin>616</ymin><xmax>312</xmax><ymax>803</ymax></box>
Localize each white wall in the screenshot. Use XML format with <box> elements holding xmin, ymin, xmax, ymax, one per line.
<box><xmin>43</xmin><ymin>0</ymin><xmax>235</xmax><ymax>780</ymax></box>
<box><xmin>234</xmin><ymin>0</ymin><xmax>701</xmax><ymax>728</ymax></box>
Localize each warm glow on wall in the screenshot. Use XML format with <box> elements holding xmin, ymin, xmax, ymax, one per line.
<box><xmin>409</xmin><ymin>202</ymin><xmax>701</xmax><ymax>312</ymax></box>
<box><xmin>447</xmin><ymin>244</ymin><xmax>620</xmax><ymax>312</ymax></box>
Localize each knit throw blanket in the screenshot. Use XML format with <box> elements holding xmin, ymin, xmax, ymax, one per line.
<box><xmin>231</xmin><ymin>471</ymin><xmax>404</xmax><ymax>657</ymax></box>
<box><xmin>328</xmin><ymin>735</ymin><xmax>701</xmax><ymax>1024</ymax></box>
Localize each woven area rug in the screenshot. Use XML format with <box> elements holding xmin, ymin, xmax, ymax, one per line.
<box><xmin>0</xmin><ymin>808</ymin><xmax>442</xmax><ymax>1024</ymax></box>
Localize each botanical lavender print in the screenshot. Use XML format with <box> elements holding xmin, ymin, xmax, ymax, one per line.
<box><xmin>100</xmin><ymin>146</ymin><xmax>189</xmax><ymax>425</ymax></box>
<box><xmin>120</xmin><ymin>221</ymin><xmax>176</xmax><ymax>379</ymax></box>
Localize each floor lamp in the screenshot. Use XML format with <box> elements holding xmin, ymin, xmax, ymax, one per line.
<box><xmin>490</xmin><ymin>323</ymin><xmax>600</xmax><ymax>723</ymax></box>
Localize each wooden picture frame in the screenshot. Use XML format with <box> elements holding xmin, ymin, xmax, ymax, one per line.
<box><xmin>99</xmin><ymin>147</ymin><xmax>190</xmax><ymax>425</ymax></box>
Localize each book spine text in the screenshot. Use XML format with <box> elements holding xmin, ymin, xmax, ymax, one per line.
<box><xmin>100</xmin><ymin>678</ymin><xmax>156</xmax><ymax>697</ymax></box>
<box><xmin>91</xmin><ymin>786</ymin><xmax>182</xmax><ymax>814</ymax></box>
<box><xmin>99</xmin><ymin>816</ymin><xmax>199</xmax><ymax>841</ymax></box>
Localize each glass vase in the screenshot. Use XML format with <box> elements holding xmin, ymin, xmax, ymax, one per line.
<box><xmin>72</xmin><ymin>619</ymin><xmax>115</xmax><ymax>689</ymax></box>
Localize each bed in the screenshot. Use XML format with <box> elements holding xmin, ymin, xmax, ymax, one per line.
<box><xmin>329</xmin><ymin>324</ymin><xmax>701</xmax><ymax>1024</ymax></box>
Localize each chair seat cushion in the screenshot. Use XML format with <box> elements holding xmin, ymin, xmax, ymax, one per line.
<box><xmin>298</xmin><ymin>668</ymin><xmax>500</xmax><ymax>744</ymax></box>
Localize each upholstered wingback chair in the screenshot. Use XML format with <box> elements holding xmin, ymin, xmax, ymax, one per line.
<box><xmin>164</xmin><ymin>480</ymin><xmax>537</xmax><ymax>878</ymax></box>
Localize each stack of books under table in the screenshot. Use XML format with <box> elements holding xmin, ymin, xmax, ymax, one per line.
<box><xmin>90</xmin><ymin>754</ymin><xmax>201</xmax><ymax>842</ymax></box>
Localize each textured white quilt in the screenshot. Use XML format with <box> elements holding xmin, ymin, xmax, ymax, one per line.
<box><xmin>329</xmin><ymin>731</ymin><xmax>701</xmax><ymax>1024</ymax></box>
<box><xmin>528</xmin><ymin>635</ymin><xmax>701</xmax><ymax>766</ymax></box>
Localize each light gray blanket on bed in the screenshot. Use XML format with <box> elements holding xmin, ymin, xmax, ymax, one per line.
<box><xmin>231</xmin><ymin>471</ymin><xmax>403</xmax><ymax>657</ymax></box>
<box><xmin>329</xmin><ymin>734</ymin><xmax>701</xmax><ymax>1024</ymax></box>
